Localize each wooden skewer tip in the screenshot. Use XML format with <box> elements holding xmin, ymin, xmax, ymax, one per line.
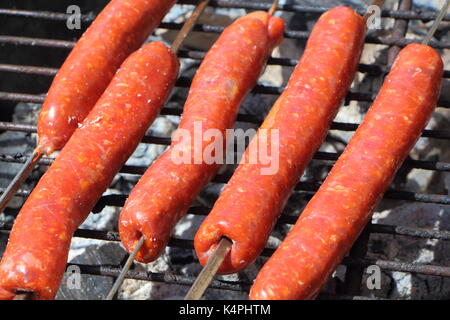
<box><xmin>184</xmin><ymin>237</ymin><xmax>233</xmax><ymax>300</ymax></box>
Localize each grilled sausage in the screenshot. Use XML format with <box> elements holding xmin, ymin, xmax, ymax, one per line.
<box><xmin>37</xmin><ymin>0</ymin><xmax>175</xmax><ymax>154</ymax></box>
<box><xmin>0</xmin><ymin>42</ymin><xmax>179</xmax><ymax>300</ymax></box>
<box><xmin>194</xmin><ymin>6</ymin><xmax>366</xmax><ymax>274</ymax></box>
<box><xmin>119</xmin><ymin>11</ymin><xmax>285</xmax><ymax>263</ymax></box>
<box><xmin>249</xmin><ymin>43</ymin><xmax>443</xmax><ymax>300</ymax></box>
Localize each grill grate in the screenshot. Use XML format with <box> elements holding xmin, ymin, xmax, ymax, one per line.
<box><xmin>0</xmin><ymin>0</ymin><xmax>449</xmax><ymax>300</ymax></box>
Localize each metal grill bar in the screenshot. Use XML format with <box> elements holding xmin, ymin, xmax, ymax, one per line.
<box><xmin>2</xmin><ymin>143</ymin><xmax>450</xmax><ymax>173</ymax></box>
<box><xmin>368</xmin><ymin>223</ymin><xmax>450</xmax><ymax>240</ymax></box>
<box><xmin>2</xmin><ymin>114</ymin><xmax>450</xmax><ymax>141</ymax></box>
<box><xmin>1</xmin><ymin>217</ymin><xmax>449</xmax><ymax>243</ymax></box>
<box><xmin>2</xmin><ymin>58</ymin><xmax>450</xmax><ymax>78</ymax></box>
<box><xmin>70</xmin><ymin>263</ymin><xmax>250</xmax><ymax>292</ymax></box>
<box><xmin>1</xmin><ymin>105</ymin><xmax>450</xmax><ymax>149</ymax></box>
<box><xmin>2</xmin><ymin>114</ymin><xmax>450</xmax><ymax>140</ymax></box>
<box><xmin>85</xmin><ymin>189</ymin><xmax>448</xmax><ymax>213</ymax></box>
<box><xmin>178</xmin><ymin>0</ymin><xmax>450</xmax><ymax>21</ymax></box>
<box><xmin>2</xmin><ymin>181</ymin><xmax>449</xmax><ymax>214</ymax></box>
<box><xmin>0</xmin><ymin>89</ymin><xmax>448</xmax><ymax>110</ymax></box>
<box><xmin>0</xmin><ymin>85</ymin><xmax>375</xmax><ymax>101</ymax></box>
<box><xmin>343</xmin><ymin>258</ymin><xmax>450</xmax><ymax>277</ymax></box>
<box><xmin>1</xmin><ymin>2</ymin><xmax>450</xmax><ymax>21</ymax></box>
<box><xmin>0</xmin><ymin>35</ymin><xmax>74</xmax><ymax>49</ymax></box>
<box><xmin>0</xmin><ymin>224</ymin><xmax>449</xmax><ymax>279</ymax></box>
<box><xmin>0</xmin><ymin>64</ymin><xmax>58</xmax><ymax>76</ymax></box>
<box><xmin>0</xmin><ymin>8</ymin><xmax>95</xmax><ymax>22</ymax></box>
<box><xmin>1</xmin><ymin>29</ymin><xmax>450</xmax><ymax>49</ymax></box>
<box><xmin>84</xmin><ymin>189</ymin><xmax>450</xmax><ymax>207</ymax></box>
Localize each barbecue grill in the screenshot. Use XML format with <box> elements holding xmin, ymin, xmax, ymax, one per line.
<box><xmin>0</xmin><ymin>0</ymin><xmax>449</xmax><ymax>300</ymax></box>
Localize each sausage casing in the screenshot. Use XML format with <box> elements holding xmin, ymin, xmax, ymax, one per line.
<box><xmin>249</xmin><ymin>43</ymin><xmax>443</xmax><ymax>300</ymax></box>
<box><xmin>119</xmin><ymin>11</ymin><xmax>285</xmax><ymax>263</ymax></box>
<box><xmin>0</xmin><ymin>42</ymin><xmax>179</xmax><ymax>300</ymax></box>
<box><xmin>194</xmin><ymin>6</ymin><xmax>366</xmax><ymax>274</ymax></box>
<box><xmin>37</xmin><ymin>0</ymin><xmax>175</xmax><ymax>154</ymax></box>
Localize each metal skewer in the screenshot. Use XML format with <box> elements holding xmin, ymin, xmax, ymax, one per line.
<box><xmin>184</xmin><ymin>237</ymin><xmax>232</xmax><ymax>300</ymax></box>
<box><xmin>422</xmin><ymin>0</ymin><xmax>449</xmax><ymax>45</ymax></box>
<box><xmin>105</xmin><ymin>236</ymin><xmax>144</xmax><ymax>300</ymax></box>
<box><xmin>171</xmin><ymin>0</ymin><xmax>210</xmax><ymax>54</ymax></box>
<box><xmin>182</xmin><ymin>0</ymin><xmax>281</xmax><ymax>301</ymax></box>
<box><xmin>0</xmin><ymin>0</ymin><xmax>211</xmax><ymax>216</ymax></box>
<box><xmin>183</xmin><ymin>0</ymin><xmax>449</xmax><ymax>301</ymax></box>
<box><xmin>104</xmin><ymin>0</ymin><xmax>211</xmax><ymax>300</ymax></box>
<box><xmin>0</xmin><ymin>149</ymin><xmax>42</xmax><ymax>214</ymax></box>
<box><xmin>268</xmin><ymin>0</ymin><xmax>279</xmax><ymax>16</ymax></box>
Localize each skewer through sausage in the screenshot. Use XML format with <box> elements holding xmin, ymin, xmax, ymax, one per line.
<box><xmin>0</xmin><ymin>42</ymin><xmax>179</xmax><ymax>300</ymax></box>
<box><xmin>249</xmin><ymin>43</ymin><xmax>443</xmax><ymax>300</ymax></box>
<box><xmin>194</xmin><ymin>6</ymin><xmax>366</xmax><ymax>274</ymax></box>
<box><xmin>119</xmin><ymin>11</ymin><xmax>285</xmax><ymax>263</ymax></box>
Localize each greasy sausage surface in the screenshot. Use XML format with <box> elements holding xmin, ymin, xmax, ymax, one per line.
<box><xmin>37</xmin><ymin>0</ymin><xmax>175</xmax><ymax>154</ymax></box>
<box><xmin>0</xmin><ymin>42</ymin><xmax>179</xmax><ymax>300</ymax></box>
<box><xmin>194</xmin><ymin>6</ymin><xmax>366</xmax><ymax>274</ymax></box>
<box><xmin>249</xmin><ymin>43</ymin><xmax>443</xmax><ymax>300</ymax></box>
<box><xmin>119</xmin><ymin>11</ymin><xmax>285</xmax><ymax>263</ymax></box>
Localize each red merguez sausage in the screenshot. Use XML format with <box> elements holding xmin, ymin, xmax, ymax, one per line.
<box><xmin>0</xmin><ymin>42</ymin><xmax>179</xmax><ymax>300</ymax></box>
<box><xmin>249</xmin><ymin>43</ymin><xmax>443</xmax><ymax>300</ymax></box>
<box><xmin>37</xmin><ymin>0</ymin><xmax>175</xmax><ymax>154</ymax></box>
<box><xmin>194</xmin><ymin>6</ymin><xmax>366</xmax><ymax>274</ymax></box>
<box><xmin>119</xmin><ymin>11</ymin><xmax>285</xmax><ymax>263</ymax></box>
